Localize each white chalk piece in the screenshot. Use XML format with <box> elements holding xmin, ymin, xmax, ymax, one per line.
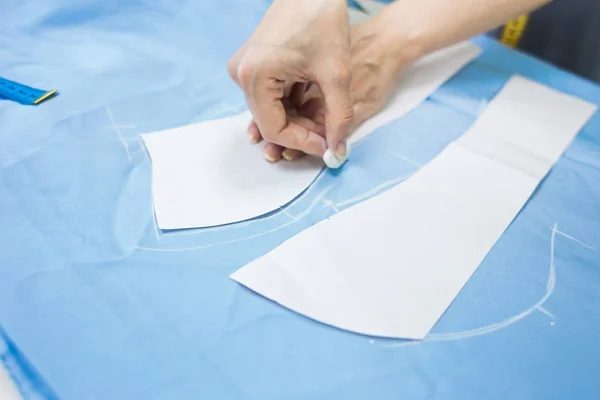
<box><xmin>231</xmin><ymin>76</ymin><xmax>597</xmax><ymax>340</ymax></box>
<box><xmin>323</xmin><ymin>143</ymin><xmax>351</xmax><ymax>169</ymax></box>
<box><xmin>142</xmin><ymin>42</ymin><xmax>481</xmax><ymax>229</ymax></box>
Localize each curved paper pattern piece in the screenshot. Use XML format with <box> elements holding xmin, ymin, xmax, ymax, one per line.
<box><xmin>142</xmin><ymin>112</ymin><xmax>323</xmax><ymax>229</ymax></box>
<box><xmin>142</xmin><ymin>42</ymin><xmax>481</xmax><ymax>230</ymax></box>
<box><xmin>231</xmin><ymin>76</ymin><xmax>597</xmax><ymax>339</ymax></box>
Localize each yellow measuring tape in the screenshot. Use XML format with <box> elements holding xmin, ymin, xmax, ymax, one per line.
<box><xmin>500</xmin><ymin>15</ymin><xmax>530</xmax><ymax>48</ymax></box>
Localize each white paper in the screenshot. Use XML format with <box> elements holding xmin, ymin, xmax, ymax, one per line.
<box><xmin>142</xmin><ymin>112</ymin><xmax>323</xmax><ymax>229</ymax></box>
<box><xmin>142</xmin><ymin>42</ymin><xmax>480</xmax><ymax>230</ymax></box>
<box><xmin>0</xmin><ymin>364</ymin><xmax>20</xmax><ymax>400</ymax></box>
<box><xmin>231</xmin><ymin>76</ymin><xmax>597</xmax><ymax>339</ymax></box>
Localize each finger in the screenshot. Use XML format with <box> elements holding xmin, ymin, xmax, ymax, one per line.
<box><xmin>298</xmin><ymin>97</ymin><xmax>325</xmax><ymax>123</ymax></box>
<box><xmin>275</xmin><ymin>115</ymin><xmax>327</xmax><ymax>156</ymax></box>
<box><xmin>249</xmin><ymin>111</ymin><xmax>322</xmax><ymax>149</ymax></box>
<box><xmin>274</xmin><ymin>121</ymin><xmax>327</xmax><ymax>156</ymax></box>
<box><xmin>281</xmin><ymin>97</ymin><xmax>299</xmax><ymax>117</ymax></box>
<box><xmin>290</xmin><ymin>114</ymin><xmax>326</xmax><ymax>137</ymax></box>
<box><xmin>283</xmin><ymin>81</ymin><xmax>296</xmax><ymax>99</ymax></box>
<box><xmin>247</xmin><ymin>120</ymin><xmax>263</xmax><ymax>144</ymax></box>
<box><xmin>289</xmin><ymin>82</ymin><xmax>307</xmax><ymax>109</ymax></box>
<box><xmin>304</xmin><ymin>82</ymin><xmax>322</xmax><ymax>100</ymax></box>
<box><xmin>282</xmin><ymin>148</ymin><xmax>306</xmax><ymax>161</ymax></box>
<box><xmin>263</xmin><ymin>142</ymin><xmax>284</xmax><ymax>162</ymax></box>
<box><xmin>318</xmin><ymin>66</ymin><xmax>354</xmax><ymax>158</ymax></box>
<box><xmin>248</xmin><ymin>76</ymin><xmax>288</xmax><ymax>143</ymax></box>
<box><xmin>304</xmin><ymin>82</ymin><xmax>313</xmax><ymax>94</ymax></box>
<box><xmin>227</xmin><ymin>48</ymin><xmax>246</xmax><ymax>85</ymax></box>
<box><xmin>251</xmin><ymin>81</ymin><xmax>327</xmax><ymax>155</ymax></box>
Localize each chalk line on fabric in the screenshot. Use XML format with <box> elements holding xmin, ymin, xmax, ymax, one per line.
<box><xmin>381</xmin><ymin>221</ymin><xmax>599</xmax><ymax>347</ymax></box>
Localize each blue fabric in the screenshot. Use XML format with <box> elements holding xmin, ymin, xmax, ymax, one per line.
<box><xmin>1</xmin><ymin>1</ymin><xmax>600</xmax><ymax>399</ymax></box>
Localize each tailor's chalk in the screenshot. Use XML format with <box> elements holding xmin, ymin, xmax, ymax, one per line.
<box><xmin>323</xmin><ymin>143</ymin><xmax>351</xmax><ymax>169</ymax></box>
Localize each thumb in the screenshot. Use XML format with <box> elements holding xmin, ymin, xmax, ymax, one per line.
<box><xmin>319</xmin><ymin>66</ymin><xmax>354</xmax><ymax>159</ymax></box>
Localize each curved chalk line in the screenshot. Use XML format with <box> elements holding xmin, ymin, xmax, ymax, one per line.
<box><xmin>381</xmin><ymin>222</ymin><xmax>595</xmax><ymax>348</ymax></box>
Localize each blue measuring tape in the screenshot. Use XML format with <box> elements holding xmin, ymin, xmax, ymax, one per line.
<box><xmin>0</xmin><ymin>77</ymin><xmax>57</xmax><ymax>105</ymax></box>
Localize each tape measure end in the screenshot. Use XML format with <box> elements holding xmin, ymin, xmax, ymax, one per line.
<box><xmin>33</xmin><ymin>89</ymin><xmax>58</xmax><ymax>105</ymax></box>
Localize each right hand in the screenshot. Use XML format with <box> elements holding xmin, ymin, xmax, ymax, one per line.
<box><xmin>228</xmin><ymin>0</ymin><xmax>354</xmax><ymax>159</ymax></box>
<box><xmin>249</xmin><ymin>16</ymin><xmax>419</xmax><ymax>162</ymax></box>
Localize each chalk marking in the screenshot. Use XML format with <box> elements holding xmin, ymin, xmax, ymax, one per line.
<box><xmin>384</xmin><ymin>223</ymin><xmax>560</xmax><ymax>347</ymax></box>
<box><xmin>536</xmin><ymin>306</ymin><xmax>556</xmax><ymax>325</ymax></box>
<box><xmin>141</xmin><ymin>168</ymin><xmax>326</xmax><ymax>241</ymax></box>
<box><xmin>334</xmin><ymin>176</ymin><xmax>408</xmax><ymax>209</ymax></box>
<box><xmin>388</xmin><ymin>151</ymin><xmax>423</xmax><ymax>168</ymax></box>
<box><xmin>553</xmin><ymin>227</ymin><xmax>597</xmax><ymax>251</ymax></box>
<box><xmin>279</xmin><ymin>206</ymin><xmax>300</xmax><ymax>223</ymax></box>
<box><xmin>323</xmin><ymin>200</ymin><xmax>341</xmax><ymax>213</ymax></box>
<box><xmin>136</xmin><ymin>183</ymin><xmax>335</xmax><ymax>252</ymax></box>
<box><xmin>106</xmin><ymin>106</ymin><xmax>132</xmax><ymax>163</ymax></box>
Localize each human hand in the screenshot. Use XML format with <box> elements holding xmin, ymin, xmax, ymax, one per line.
<box><xmin>248</xmin><ymin>17</ymin><xmax>419</xmax><ymax>162</ymax></box>
<box><xmin>228</xmin><ymin>0</ymin><xmax>354</xmax><ymax>160</ymax></box>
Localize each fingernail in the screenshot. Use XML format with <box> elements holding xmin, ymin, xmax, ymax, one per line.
<box><xmin>282</xmin><ymin>149</ymin><xmax>294</xmax><ymax>161</ymax></box>
<box><xmin>264</xmin><ymin>152</ymin><xmax>277</xmax><ymax>162</ymax></box>
<box><xmin>248</xmin><ymin>134</ymin><xmax>260</xmax><ymax>144</ymax></box>
<box><xmin>335</xmin><ymin>141</ymin><xmax>347</xmax><ymax>159</ymax></box>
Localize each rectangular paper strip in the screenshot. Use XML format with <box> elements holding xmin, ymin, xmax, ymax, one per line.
<box><xmin>231</xmin><ymin>76</ymin><xmax>597</xmax><ymax>339</ymax></box>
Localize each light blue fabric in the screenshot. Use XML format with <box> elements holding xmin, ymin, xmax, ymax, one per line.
<box><xmin>1</xmin><ymin>1</ymin><xmax>600</xmax><ymax>399</ymax></box>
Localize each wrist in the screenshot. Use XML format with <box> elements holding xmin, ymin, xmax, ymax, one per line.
<box><xmin>355</xmin><ymin>15</ymin><xmax>425</xmax><ymax>78</ymax></box>
<box><xmin>371</xmin><ymin>2</ymin><xmax>444</xmax><ymax>68</ymax></box>
<box><xmin>381</xmin><ymin>18</ymin><xmax>428</xmax><ymax>60</ymax></box>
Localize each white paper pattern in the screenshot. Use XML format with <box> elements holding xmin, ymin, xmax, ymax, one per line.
<box><xmin>231</xmin><ymin>76</ymin><xmax>597</xmax><ymax>339</ymax></box>
<box><xmin>142</xmin><ymin>112</ymin><xmax>323</xmax><ymax>229</ymax></box>
<box><xmin>142</xmin><ymin>42</ymin><xmax>481</xmax><ymax>229</ymax></box>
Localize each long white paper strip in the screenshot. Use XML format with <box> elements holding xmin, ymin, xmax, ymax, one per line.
<box><xmin>231</xmin><ymin>76</ymin><xmax>597</xmax><ymax>339</ymax></box>
<box><xmin>142</xmin><ymin>42</ymin><xmax>481</xmax><ymax>229</ymax></box>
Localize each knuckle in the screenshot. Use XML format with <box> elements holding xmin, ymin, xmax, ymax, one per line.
<box><xmin>236</xmin><ymin>61</ymin><xmax>257</xmax><ymax>88</ymax></box>
<box><xmin>318</xmin><ymin>58</ymin><xmax>352</xmax><ymax>88</ymax></box>
<box><xmin>331</xmin><ymin>64</ymin><xmax>352</xmax><ymax>87</ymax></box>
<box><xmin>227</xmin><ymin>56</ymin><xmax>238</xmax><ymax>80</ymax></box>
<box><xmin>282</xmin><ymin>124</ymin><xmax>308</xmax><ymax>146</ymax></box>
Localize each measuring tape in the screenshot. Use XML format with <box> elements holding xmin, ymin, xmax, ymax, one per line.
<box><xmin>500</xmin><ymin>14</ymin><xmax>530</xmax><ymax>49</ymax></box>
<box><xmin>0</xmin><ymin>77</ymin><xmax>57</xmax><ymax>105</ymax></box>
